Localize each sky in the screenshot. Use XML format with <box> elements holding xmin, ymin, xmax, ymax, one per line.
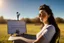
<box><xmin>0</xmin><ymin>0</ymin><xmax>64</xmax><ymax>20</ymax></box>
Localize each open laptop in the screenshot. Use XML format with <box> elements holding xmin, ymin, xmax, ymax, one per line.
<box><xmin>7</xmin><ymin>20</ymin><xmax>27</xmax><ymax>35</ymax></box>
<box><xmin>7</xmin><ymin>20</ymin><xmax>36</xmax><ymax>42</ymax></box>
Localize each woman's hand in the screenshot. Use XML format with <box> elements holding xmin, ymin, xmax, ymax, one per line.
<box><xmin>33</xmin><ymin>40</ymin><xmax>40</xmax><ymax>43</ymax></box>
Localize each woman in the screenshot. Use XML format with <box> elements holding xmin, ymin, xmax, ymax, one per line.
<box><xmin>33</xmin><ymin>4</ymin><xmax>60</xmax><ymax>43</ymax></box>
<box><xmin>13</xmin><ymin>4</ymin><xmax>60</xmax><ymax>43</ymax></box>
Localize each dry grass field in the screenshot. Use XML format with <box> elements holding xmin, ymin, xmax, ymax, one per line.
<box><xmin>0</xmin><ymin>24</ymin><xmax>64</xmax><ymax>43</ymax></box>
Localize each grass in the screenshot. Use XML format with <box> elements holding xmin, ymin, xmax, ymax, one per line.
<box><xmin>0</xmin><ymin>24</ymin><xmax>64</xmax><ymax>43</ymax></box>
<box><xmin>57</xmin><ymin>24</ymin><xmax>64</xmax><ymax>43</ymax></box>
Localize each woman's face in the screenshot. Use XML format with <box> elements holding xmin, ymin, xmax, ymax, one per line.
<box><xmin>39</xmin><ymin>10</ymin><xmax>49</xmax><ymax>23</ymax></box>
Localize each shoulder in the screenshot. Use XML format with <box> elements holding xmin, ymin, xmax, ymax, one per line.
<box><xmin>42</xmin><ymin>25</ymin><xmax>56</xmax><ymax>42</ymax></box>
<box><xmin>46</xmin><ymin>24</ymin><xmax>56</xmax><ymax>33</ymax></box>
<box><xmin>47</xmin><ymin>25</ymin><xmax>55</xmax><ymax>29</ymax></box>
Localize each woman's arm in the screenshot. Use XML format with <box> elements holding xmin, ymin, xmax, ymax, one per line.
<box><xmin>34</xmin><ymin>34</ymin><xmax>44</xmax><ymax>43</ymax></box>
<box><xmin>34</xmin><ymin>27</ymin><xmax>48</xmax><ymax>43</ymax></box>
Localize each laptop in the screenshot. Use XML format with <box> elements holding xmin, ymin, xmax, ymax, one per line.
<box><xmin>7</xmin><ymin>20</ymin><xmax>27</xmax><ymax>35</ymax></box>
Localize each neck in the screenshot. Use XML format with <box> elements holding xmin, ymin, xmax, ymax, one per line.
<box><xmin>43</xmin><ymin>21</ymin><xmax>49</xmax><ymax>25</ymax></box>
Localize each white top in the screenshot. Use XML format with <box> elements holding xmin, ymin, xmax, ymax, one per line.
<box><xmin>36</xmin><ymin>24</ymin><xmax>56</xmax><ymax>43</ymax></box>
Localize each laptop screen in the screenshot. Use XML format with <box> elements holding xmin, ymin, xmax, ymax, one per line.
<box><xmin>7</xmin><ymin>20</ymin><xmax>26</xmax><ymax>34</ymax></box>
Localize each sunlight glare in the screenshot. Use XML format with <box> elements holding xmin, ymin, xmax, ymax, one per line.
<box><xmin>0</xmin><ymin>0</ymin><xmax>3</xmax><ymax>8</ymax></box>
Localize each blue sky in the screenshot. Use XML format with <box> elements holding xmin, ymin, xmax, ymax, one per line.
<box><xmin>0</xmin><ymin>0</ymin><xmax>64</xmax><ymax>20</ymax></box>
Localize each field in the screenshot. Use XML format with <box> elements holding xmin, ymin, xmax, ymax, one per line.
<box><xmin>0</xmin><ymin>24</ymin><xmax>64</xmax><ymax>43</ymax></box>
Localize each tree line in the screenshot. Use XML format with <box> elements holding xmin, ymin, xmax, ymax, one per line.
<box><xmin>0</xmin><ymin>16</ymin><xmax>64</xmax><ymax>24</ymax></box>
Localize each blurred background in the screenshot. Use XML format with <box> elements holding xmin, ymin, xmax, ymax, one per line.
<box><xmin>0</xmin><ymin>0</ymin><xmax>64</xmax><ymax>43</ymax></box>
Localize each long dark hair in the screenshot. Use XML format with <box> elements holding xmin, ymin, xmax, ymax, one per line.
<box><xmin>39</xmin><ymin>4</ymin><xmax>60</xmax><ymax>43</ymax></box>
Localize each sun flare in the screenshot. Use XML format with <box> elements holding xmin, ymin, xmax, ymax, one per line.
<box><xmin>0</xmin><ymin>0</ymin><xmax>3</xmax><ymax>8</ymax></box>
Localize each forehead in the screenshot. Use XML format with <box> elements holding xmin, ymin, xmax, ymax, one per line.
<box><xmin>39</xmin><ymin>10</ymin><xmax>45</xmax><ymax>13</ymax></box>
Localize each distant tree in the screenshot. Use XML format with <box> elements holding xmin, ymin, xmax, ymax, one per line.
<box><xmin>20</xmin><ymin>17</ymin><xmax>42</xmax><ymax>24</ymax></box>
<box><xmin>21</xmin><ymin>18</ymin><xmax>25</xmax><ymax>21</ymax></box>
<box><xmin>55</xmin><ymin>17</ymin><xmax>64</xmax><ymax>23</ymax></box>
<box><xmin>30</xmin><ymin>17</ymin><xmax>41</xmax><ymax>23</ymax></box>
<box><xmin>0</xmin><ymin>16</ymin><xmax>7</xmax><ymax>24</ymax></box>
<box><xmin>24</xmin><ymin>18</ymin><xmax>31</xmax><ymax>23</ymax></box>
<box><xmin>35</xmin><ymin>17</ymin><xmax>41</xmax><ymax>23</ymax></box>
